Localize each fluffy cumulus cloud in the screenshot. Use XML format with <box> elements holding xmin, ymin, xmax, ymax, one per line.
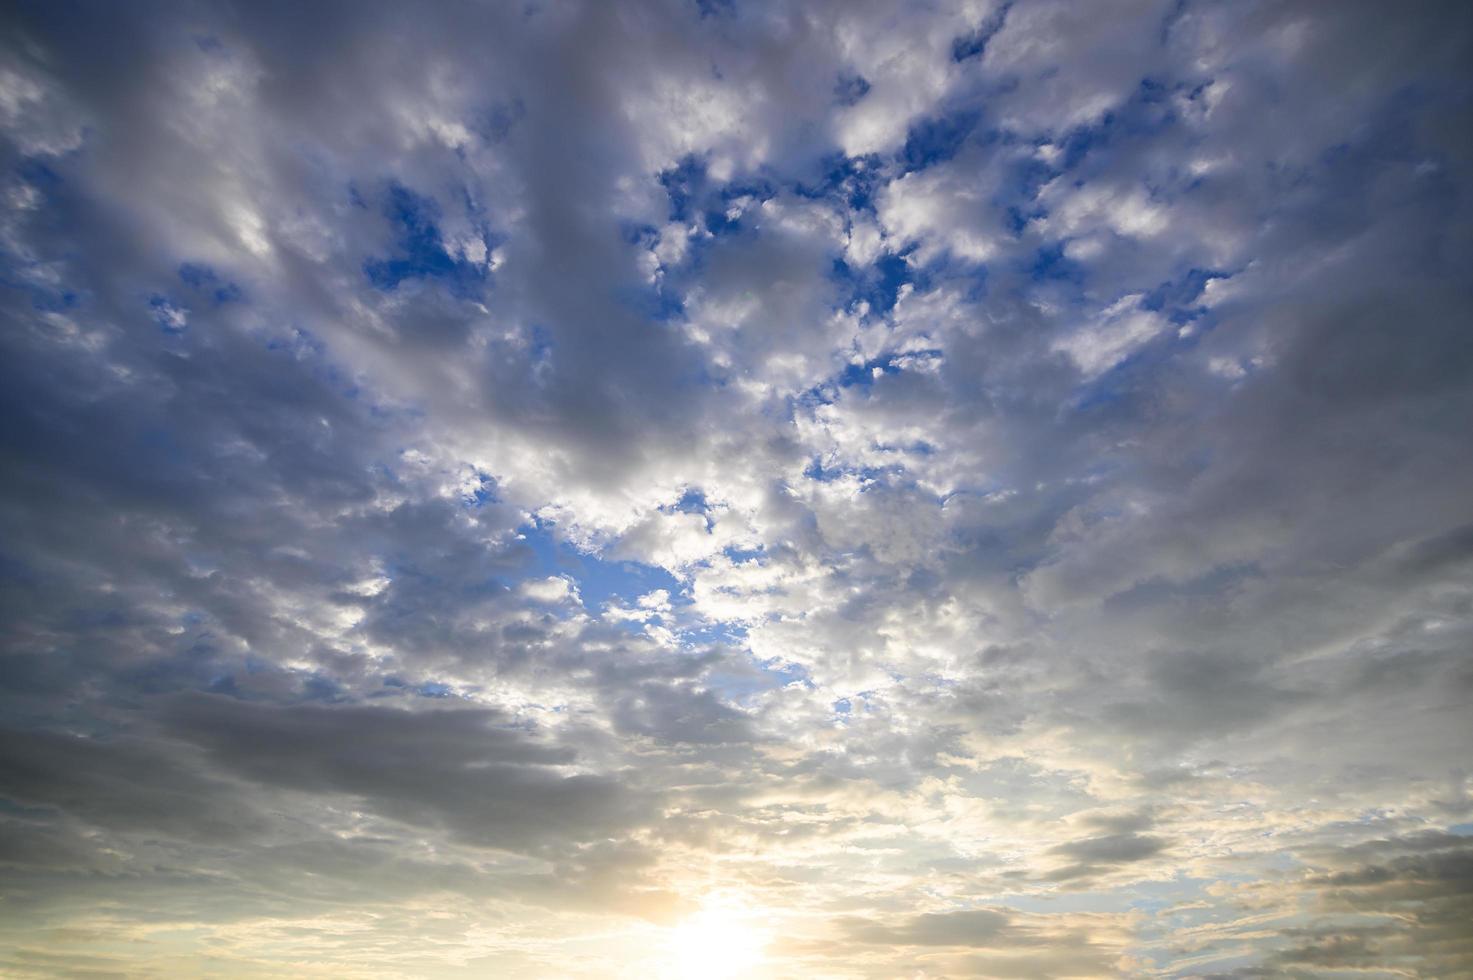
<box><xmin>1</xmin><ymin>1</ymin><xmax>1471</xmax><ymax>976</ymax></box>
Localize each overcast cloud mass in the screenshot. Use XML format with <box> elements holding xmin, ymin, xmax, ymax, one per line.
<box><xmin>2</xmin><ymin>1</ymin><xmax>1472</xmax><ymax>977</ymax></box>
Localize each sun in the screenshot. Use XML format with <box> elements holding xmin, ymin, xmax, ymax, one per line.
<box><xmin>664</xmin><ymin>897</ymin><xmax>771</xmax><ymax>980</ymax></box>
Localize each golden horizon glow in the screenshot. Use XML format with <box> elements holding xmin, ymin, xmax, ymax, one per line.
<box><xmin>663</xmin><ymin>895</ymin><xmax>772</xmax><ymax>980</ymax></box>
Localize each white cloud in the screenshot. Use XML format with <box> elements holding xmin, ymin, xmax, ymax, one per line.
<box><xmin>1052</xmin><ymin>293</ymin><xmax>1169</xmax><ymax>377</ymax></box>
<box><xmin>520</xmin><ymin>575</ymin><xmax>580</xmax><ymax>605</ymax></box>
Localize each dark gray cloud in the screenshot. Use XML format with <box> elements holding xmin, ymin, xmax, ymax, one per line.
<box><xmin>841</xmin><ymin>908</ymin><xmax>1012</xmax><ymax>946</ymax></box>
<box><xmin>157</xmin><ymin>694</ymin><xmax>647</xmax><ymax>851</ymax></box>
<box><xmin>1185</xmin><ymin>833</ymin><xmax>1473</xmax><ymax>978</ymax></box>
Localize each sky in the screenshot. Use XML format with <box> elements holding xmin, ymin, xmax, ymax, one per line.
<box><xmin>1</xmin><ymin>1</ymin><xmax>1471</xmax><ymax>977</ymax></box>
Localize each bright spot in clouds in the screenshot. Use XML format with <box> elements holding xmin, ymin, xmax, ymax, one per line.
<box><xmin>665</xmin><ymin>897</ymin><xmax>770</xmax><ymax>980</ymax></box>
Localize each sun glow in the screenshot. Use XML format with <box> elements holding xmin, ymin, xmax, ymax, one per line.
<box><xmin>664</xmin><ymin>896</ymin><xmax>771</xmax><ymax>980</ymax></box>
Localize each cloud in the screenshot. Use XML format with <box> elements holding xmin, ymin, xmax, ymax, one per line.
<box><xmin>1</xmin><ymin>0</ymin><xmax>1471</xmax><ymax>975</ymax></box>
<box><xmin>157</xmin><ymin>694</ymin><xmax>648</xmax><ymax>851</ymax></box>
<box><xmin>841</xmin><ymin>908</ymin><xmax>1012</xmax><ymax>946</ymax></box>
<box><xmin>521</xmin><ymin>575</ymin><xmax>581</xmax><ymax>604</ymax></box>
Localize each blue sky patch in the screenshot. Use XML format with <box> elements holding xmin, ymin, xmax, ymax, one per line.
<box><xmin>519</xmin><ymin>520</ymin><xmax>683</xmax><ymax>609</ymax></box>
<box><xmin>363</xmin><ymin>184</ymin><xmax>491</xmax><ymax>297</ymax></box>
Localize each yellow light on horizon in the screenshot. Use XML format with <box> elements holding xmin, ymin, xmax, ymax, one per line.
<box><xmin>664</xmin><ymin>896</ymin><xmax>771</xmax><ymax>980</ymax></box>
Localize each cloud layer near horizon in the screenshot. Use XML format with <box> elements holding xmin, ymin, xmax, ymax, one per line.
<box><xmin>2</xmin><ymin>1</ymin><xmax>1471</xmax><ymax>976</ymax></box>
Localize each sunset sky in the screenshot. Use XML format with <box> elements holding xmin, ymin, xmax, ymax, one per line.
<box><xmin>2</xmin><ymin>1</ymin><xmax>1471</xmax><ymax>977</ymax></box>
